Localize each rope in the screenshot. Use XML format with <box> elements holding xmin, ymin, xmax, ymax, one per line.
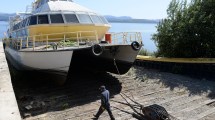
<box><xmin>113</xmin><ymin>58</ymin><xmax>120</xmax><ymax>75</ymax></box>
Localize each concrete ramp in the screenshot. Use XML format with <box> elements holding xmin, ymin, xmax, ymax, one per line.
<box><xmin>0</xmin><ymin>41</ymin><xmax>21</xmax><ymax>120</ymax></box>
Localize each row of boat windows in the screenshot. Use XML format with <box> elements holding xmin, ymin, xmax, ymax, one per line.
<box><xmin>12</xmin><ymin>14</ymin><xmax>108</xmax><ymax>31</ymax></box>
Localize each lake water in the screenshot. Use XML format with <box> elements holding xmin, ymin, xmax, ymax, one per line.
<box><xmin>0</xmin><ymin>21</ymin><xmax>8</xmax><ymax>40</ymax></box>
<box><xmin>0</xmin><ymin>21</ymin><xmax>157</xmax><ymax>51</ymax></box>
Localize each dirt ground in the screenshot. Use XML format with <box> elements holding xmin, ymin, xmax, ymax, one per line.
<box><xmin>11</xmin><ymin>66</ymin><xmax>215</xmax><ymax>120</ymax></box>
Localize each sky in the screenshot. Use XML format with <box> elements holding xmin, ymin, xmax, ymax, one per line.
<box><xmin>0</xmin><ymin>0</ymin><xmax>174</xmax><ymax>19</ymax></box>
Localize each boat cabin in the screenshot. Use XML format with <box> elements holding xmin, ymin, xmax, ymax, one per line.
<box><xmin>9</xmin><ymin>0</ymin><xmax>110</xmax><ymax>41</ymax></box>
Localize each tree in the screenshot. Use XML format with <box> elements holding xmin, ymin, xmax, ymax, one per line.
<box><xmin>152</xmin><ymin>0</ymin><xmax>215</xmax><ymax>58</ymax></box>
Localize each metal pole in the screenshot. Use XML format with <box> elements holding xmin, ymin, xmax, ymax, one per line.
<box><xmin>33</xmin><ymin>36</ymin><xmax>35</xmax><ymax>51</ymax></box>
<box><xmin>20</xmin><ymin>38</ymin><xmax>22</xmax><ymax>50</ymax></box>
<box><xmin>46</xmin><ymin>36</ymin><xmax>48</xmax><ymax>51</ymax></box>
<box><xmin>26</xmin><ymin>37</ymin><xmax>29</xmax><ymax>48</ymax></box>
<box><xmin>64</xmin><ymin>34</ymin><xmax>65</xmax><ymax>49</ymax></box>
<box><xmin>76</xmin><ymin>32</ymin><xmax>79</xmax><ymax>47</ymax></box>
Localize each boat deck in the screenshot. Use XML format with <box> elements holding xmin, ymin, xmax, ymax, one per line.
<box><xmin>18</xmin><ymin>44</ymin><xmax>128</xmax><ymax>52</ymax></box>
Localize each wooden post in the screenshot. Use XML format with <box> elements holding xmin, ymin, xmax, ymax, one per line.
<box><xmin>46</xmin><ymin>36</ymin><xmax>48</xmax><ymax>51</ymax></box>
<box><xmin>64</xmin><ymin>34</ymin><xmax>65</xmax><ymax>49</ymax></box>
<box><xmin>26</xmin><ymin>37</ymin><xmax>29</xmax><ymax>48</ymax></box>
<box><xmin>77</xmin><ymin>32</ymin><xmax>79</xmax><ymax>47</ymax></box>
<box><xmin>33</xmin><ymin>36</ymin><xmax>35</xmax><ymax>51</ymax></box>
<box><xmin>20</xmin><ymin>38</ymin><xmax>22</xmax><ymax>50</ymax></box>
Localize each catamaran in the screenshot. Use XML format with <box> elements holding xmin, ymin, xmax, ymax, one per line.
<box><xmin>4</xmin><ymin>0</ymin><xmax>142</xmax><ymax>81</ymax></box>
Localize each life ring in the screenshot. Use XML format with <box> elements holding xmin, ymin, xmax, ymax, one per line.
<box><xmin>92</xmin><ymin>44</ymin><xmax>103</xmax><ymax>56</ymax></box>
<box><xmin>131</xmin><ymin>41</ymin><xmax>141</xmax><ymax>51</ymax></box>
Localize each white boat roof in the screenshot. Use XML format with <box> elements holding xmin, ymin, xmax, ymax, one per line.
<box><xmin>33</xmin><ymin>1</ymin><xmax>96</xmax><ymax>14</ymax></box>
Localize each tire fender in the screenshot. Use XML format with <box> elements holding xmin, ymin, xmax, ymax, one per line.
<box><xmin>92</xmin><ymin>44</ymin><xmax>103</xmax><ymax>56</ymax></box>
<box><xmin>131</xmin><ymin>41</ymin><xmax>141</xmax><ymax>51</ymax></box>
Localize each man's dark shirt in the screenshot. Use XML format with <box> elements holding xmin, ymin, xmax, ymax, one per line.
<box><xmin>101</xmin><ymin>89</ymin><xmax>110</xmax><ymax>106</ymax></box>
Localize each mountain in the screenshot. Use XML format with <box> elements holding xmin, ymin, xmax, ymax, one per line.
<box><xmin>105</xmin><ymin>15</ymin><xmax>133</xmax><ymax>20</ymax></box>
<box><xmin>104</xmin><ymin>15</ymin><xmax>160</xmax><ymax>23</ymax></box>
<box><xmin>0</xmin><ymin>13</ymin><xmax>160</xmax><ymax>23</ymax></box>
<box><xmin>0</xmin><ymin>13</ymin><xmax>15</xmax><ymax>21</ymax></box>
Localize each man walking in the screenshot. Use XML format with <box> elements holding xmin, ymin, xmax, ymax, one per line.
<box><xmin>94</xmin><ymin>85</ymin><xmax>115</xmax><ymax>120</ymax></box>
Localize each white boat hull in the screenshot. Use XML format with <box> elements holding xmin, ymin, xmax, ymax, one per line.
<box><xmin>5</xmin><ymin>47</ymin><xmax>73</xmax><ymax>75</ymax></box>
<box><xmin>5</xmin><ymin>43</ymin><xmax>141</xmax><ymax>78</ymax></box>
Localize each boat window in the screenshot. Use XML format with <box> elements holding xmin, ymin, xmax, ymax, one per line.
<box><xmin>64</xmin><ymin>14</ymin><xmax>79</xmax><ymax>23</ymax></box>
<box><xmin>38</xmin><ymin>15</ymin><xmax>49</xmax><ymax>24</ymax></box>
<box><xmin>19</xmin><ymin>21</ymin><xmax>22</xmax><ymax>29</ymax></box>
<box><xmin>12</xmin><ymin>32</ymin><xmax>16</xmax><ymax>38</ymax></box>
<box><xmin>100</xmin><ymin>16</ymin><xmax>109</xmax><ymax>24</ymax></box>
<box><xmin>77</xmin><ymin>14</ymin><xmax>93</xmax><ymax>24</ymax></box>
<box><xmin>15</xmin><ymin>24</ymin><xmax>19</xmax><ymax>30</ymax></box>
<box><xmin>90</xmin><ymin>15</ymin><xmax>103</xmax><ymax>24</ymax></box>
<box><xmin>13</xmin><ymin>25</ymin><xmax>16</xmax><ymax>30</ymax></box>
<box><xmin>21</xmin><ymin>29</ymin><xmax>26</xmax><ymax>36</ymax></box>
<box><xmin>18</xmin><ymin>22</ymin><xmax>22</xmax><ymax>29</ymax></box>
<box><xmin>50</xmin><ymin>14</ymin><xmax>64</xmax><ymax>23</ymax></box>
<box><xmin>25</xmin><ymin>17</ymin><xmax>30</xmax><ymax>26</ymax></box>
<box><xmin>17</xmin><ymin>30</ymin><xmax>21</xmax><ymax>37</ymax></box>
<box><xmin>12</xmin><ymin>25</ymin><xmax>15</xmax><ymax>31</ymax></box>
<box><xmin>22</xmin><ymin>19</ymin><xmax>27</xmax><ymax>28</ymax></box>
<box><xmin>14</xmin><ymin>24</ymin><xmax>17</xmax><ymax>30</ymax></box>
<box><xmin>29</xmin><ymin>16</ymin><xmax>37</xmax><ymax>25</ymax></box>
<box><xmin>41</xmin><ymin>0</ymin><xmax>48</xmax><ymax>4</ymax></box>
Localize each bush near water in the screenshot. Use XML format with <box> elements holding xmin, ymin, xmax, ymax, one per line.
<box><xmin>152</xmin><ymin>0</ymin><xmax>215</xmax><ymax>58</ymax></box>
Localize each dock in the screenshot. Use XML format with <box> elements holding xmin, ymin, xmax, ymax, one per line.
<box><xmin>0</xmin><ymin>41</ymin><xmax>21</xmax><ymax>120</ymax></box>
<box><xmin>135</xmin><ymin>55</ymin><xmax>215</xmax><ymax>79</ymax></box>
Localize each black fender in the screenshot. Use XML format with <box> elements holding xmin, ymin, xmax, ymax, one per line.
<box><xmin>3</xmin><ymin>42</ymin><xmax>6</xmax><ymax>49</ymax></box>
<box><xmin>131</xmin><ymin>41</ymin><xmax>141</xmax><ymax>51</ymax></box>
<box><xmin>92</xmin><ymin>44</ymin><xmax>103</xmax><ymax>56</ymax></box>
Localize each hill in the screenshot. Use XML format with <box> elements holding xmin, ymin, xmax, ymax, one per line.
<box><xmin>0</xmin><ymin>13</ymin><xmax>15</xmax><ymax>21</ymax></box>
<box><xmin>104</xmin><ymin>15</ymin><xmax>160</xmax><ymax>23</ymax></box>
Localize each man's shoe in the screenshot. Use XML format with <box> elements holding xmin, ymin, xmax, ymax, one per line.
<box><xmin>111</xmin><ymin>118</ymin><xmax>115</xmax><ymax>120</ymax></box>
<box><xmin>93</xmin><ymin>114</ymin><xmax>98</xmax><ymax>118</ymax></box>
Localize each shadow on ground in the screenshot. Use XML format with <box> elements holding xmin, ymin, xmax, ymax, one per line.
<box><xmin>8</xmin><ymin>63</ymin><xmax>122</xmax><ymax>119</ymax></box>
<box><xmin>133</xmin><ymin>66</ymin><xmax>215</xmax><ymax>99</ymax></box>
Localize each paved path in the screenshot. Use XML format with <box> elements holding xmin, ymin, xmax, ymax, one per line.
<box><xmin>12</xmin><ymin>65</ymin><xmax>215</xmax><ymax>120</ymax></box>
<box><xmin>0</xmin><ymin>41</ymin><xmax>21</xmax><ymax>120</ymax></box>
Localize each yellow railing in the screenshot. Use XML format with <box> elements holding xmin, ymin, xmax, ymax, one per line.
<box><xmin>6</xmin><ymin>31</ymin><xmax>142</xmax><ymax>51</ymax></box>
<box><xmin>10</xmin><ymin>31</ymin><xmax>98</xmax><ymax>51</ymax></box>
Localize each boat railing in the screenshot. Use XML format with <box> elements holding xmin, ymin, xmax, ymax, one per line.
<box><xmin>25</xmin><ymin>5</ymin><xmax>33</xmax><ymax>13</ymax></box>
<box><xmin>111</xmin><ymin>32</ymin><xmax>142</xmax><ymax>45</ymax></box>
<box><xmin>11</xmin><ymin>31</ymin><xmax>98</xmax><ymax>51</ymax></box>
<box><xmin>5</xmin><ymin>31</ymin><xmax>142</xmax><ymax>51</ymax></box>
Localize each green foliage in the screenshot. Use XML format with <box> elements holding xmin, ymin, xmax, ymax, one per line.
<box><xmin>58</xmin><ymin>40</ymin><xmax>77</xmax><ymax>47</ymax></box>
<box><xmin>138</xmin><ymin>48</ymin><xmax>155</xmax><ymax>56</ymax></box>
<box><xmin>152</xmin><ymin>0</ymin><xmax>215</xmax><ymax>58</ymax></box>
<box><xmin>138</xmin><ymin>48</ymin><xmax>150</xmax><ymax>56</ymax></box>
